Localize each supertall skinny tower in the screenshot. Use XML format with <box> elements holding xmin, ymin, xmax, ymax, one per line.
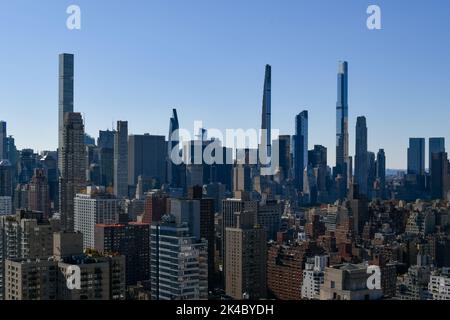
<box><xmin>260</xmin><ymin>65</ymin><xmax>272</xmax><ymax>165</ymax></box>
<box><xmin>336</xmin><ymin>61</ymin><xmax>350</xmax><ymax>197</ymax></box>
<box><xmin>58</xmin><ymin>53</ymin><xmax>74</xmax><ymax>172</ymax></box>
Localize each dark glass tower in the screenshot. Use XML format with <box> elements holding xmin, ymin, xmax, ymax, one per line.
<box><xmin>429</xmin><ymin>137</ymin><xmax>445</xmax><ymax>173</ymax></box>
<box><xmin>407</xmin><ymin>138</ymin><xmax>425</xmax><ymax>175</ymax></box>
<box><xmin>376</xmin><ymin>149</ymin><xmax>386</xmax><ymax>199</ymax></box>
<box><xmin>168</xmin><ymin>108</ymin><xmax>180</xmax><ymax>187</ymax></box>
<box><xmin>355</xmin><ymin>116</ymin><xmax>368</xmax><ymax>196</ymax></box>
<box><xmin>335</xmin><ymin>61</ymin><xmax>350</xmax><ymax>196</ymax></box>
<box><xmin>293</xmin><ymin>111</ymin><xmax>308</xmax><ymax>190</ymax></box>
<box><xmin>58</xmin><ymin>53</ymin><xmax>74</xmax><ymax>172</ymax></box>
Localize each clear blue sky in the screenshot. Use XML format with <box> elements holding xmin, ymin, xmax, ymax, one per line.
<box><xmin>1</xmin><ymin>0</ymin><xmax>450</xmax><ymax>169</ymax></box>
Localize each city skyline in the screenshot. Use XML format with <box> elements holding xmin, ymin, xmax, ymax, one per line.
<box><xmin>2</xmin><ymin>1</ymin><xmax>450</xmax><ymax>170</ymax></box>
<box><xmin>1</xmin><ymin>1</ymin><xmax>450</xmax><ymax>305</ymax></box>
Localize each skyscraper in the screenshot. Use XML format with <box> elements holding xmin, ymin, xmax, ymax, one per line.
<box><xmin>150</xmin><ymin>215</ymin><xmax>208</xmax><ymax>300</ymax></box>
<box><xmin>59</xmin><ymin>112</ymin><xmax>86</xmax><ymax>231</ymax></box>
<box><xmin>0</xmin><ymin>121</ymin><xmax>7</xmax><ymax>160</ymax></box>
<box><xmin>336</xmin><ymin>61</ymin><xmax>350</xmax><ymax>196</ymax></box>
<box><xmin>74</xmin><ymin>187</ymin><xmax>121</xmax><ymax>249</ymax></box>
<box><xmin>167</xmin><ymin>109</ymin><xmax>180</xmax><ymax>187</ymax></box>
<box><xmin>408</xmin><ymin>138</ymin><xmax>425</xmax><ymax>175</ymax></box>
<box><xmin>430</xmin><ymin>152</ymin><xmax>449</xmax><ymax>200</ymax></box>
<box><xmin>114</xmin><ymin>121</ymin><xmax>128</xmax><ymax>199</ymax></box>
<box><xmin>260</xmin><ymin>65</ymin><xmax>272</xmax><ymax>165</ymax></box>
<box><xmin>98</xmin><ymin>130</ymin><xmax>115</xmax><ymax>149</ymax></box>
<box><xmin>293</xmin><ymin>111</ymin><xmax>308</xmax><ymax>190</ymax></box>
<box><xmin>355</xmin><ymin>116</ymin><xmax>368</xmax><ymax>196</ymax></box>
<box><xmin>276</xmin><ymin>135</ymin><xmax>291</xmax><ymax>180</ymax></box>
<box><xmin>58</xmin><ymin>53</ymin><xmax>74</xmax><ymax>172</ymax></box>
<box><xmin>429</xmin><ymin>137</ymin><xmax>445</xmax><ymax>172</ymax></box>
<box><xmin>376</xmin><ymin>149</ymin><xmax>386</xmax><ymax>199</ymax></box>
<box><xmin>28</xmin><ymin>168</ymin><xmax>50</xmax><ymax>218</ymax></box>
<box><xmin>128</xmin><ymin>134</ymin><xmax>166</xmax><ymax>187</ymax></box>
<box><xmin>225</xmin><ymin>210</ymin><xmax>267</xmax><ymax>300</ymax></box>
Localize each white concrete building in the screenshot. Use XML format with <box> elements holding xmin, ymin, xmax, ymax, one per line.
<box><xmin>429</xmin><ymin>268</ymin><xmax>450</xmax><ymax>300</ymax></box>
<box><xmin>74</xmin><ymin>187</ymin><xmax>121</xmax><ymax>249</ymax></box>
<box><xmin>302</xmin><ymin>255</ymin><xmax>328</xmax><ymax>300</ymax></box>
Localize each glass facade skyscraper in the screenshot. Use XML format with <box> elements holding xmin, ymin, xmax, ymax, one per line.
<box><xmin>355</xmin><ymin>116</ymin><xmax>368</xmax><ymax>196</ymax></box>
<box><xmin>336</xmin><ymin>61</ymin><xmax>350</xmax><ymax>195</ymax></box>
<box><xmin>293</xmin><ymin>111</ymin><xmax>308</xmax><ymax>190</ymax></box>
<box><xmin>408</xmin><ymin>138</ymin><xmax>426</xmax><ymax>175</ymax></box>
<box><xmin>429</xmin><ymin>137</ymin><xmax>445</xmax><ymax>172</ymax></box>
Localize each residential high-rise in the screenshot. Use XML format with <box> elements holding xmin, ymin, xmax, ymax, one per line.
<box><xmin>429</xmin><ymin>137</ymin><xmax>445</xmax><ymax>172</ymax></box>
<box><xmin>28</xmin><ymin>168</ymin><xmax>50</xmax><ymax>218</ymax></box>
<box><xmin>225</xmin><ymin>210</ymin><xmax>267</xmax><ymax>300</ymax></box>
<box><xmin>376</xmin><ymin>149</ymin><xmax>386</xmax><ymax>199</ymax></box>
<box><xmin>293</xmin><ymin>111</ymin><xmax>308</xmax><ymax>190</ymax></box>
<box><xmin>0</xmin><ymin>121</ymin><xmax>7</xmax><ymax>160</ymax></box>
<box><xmin>335</xmin><ymin>61</ymin><xmax>350</xmax><ymax>196</ymax></box>
<box><xmin>355</xmin><ymin>116</ymin><xmax>368</xmax><ymax>196</ymax></box>
<box><xmin>95</xmin><ymin>222</ymin><xmax>150</xmax><ymax>286</ymax></box>
<box><xmin>59</xmin><ymin>112</ymin><xmax>86</xmax><ymax>231</ymax></box>
<box><xmin>408</xmin><ymin>138</ymin><xmax>426</xmax><ymax>175</ymax></box>
<box><xmin>128</xmin><ymin>134</ymin><xmax>166</xmax><ymax>187</ymax></box>
<box><xmin>58</xmin><ymin>53</ymin><xmax>74</xmax><ymax>172</ymax></box>
<box><xmin>169</xmin><ymin>198</ymin><xmax>201</xmax><ymax>240</ymax></box>
<box><xmin>150</xmin><ymin>215</ymin><xmax>208</xmax><ymax>300</ymax></box>
<box><xmin>258</xmin><ymin>198</ymin><xmax>282</xmax><ymax>241</ymax></box>
<box><xmin>188</xmin><ymin>186</ymin><xmax>215</xmax><ymax>290</ymax></box>
<box><xmin>114</xmin><ymin>121</ymin><xmax>128</xmax><ymax>198</ymax></box>
<box><xmin>301</xmin><ymin>255</ymin><xmax>329</xmax><ymax>300</ymax></box>
<box><xmin>142</xmin><ymin>190</ymin><xmax>167</xmax><ymax>225</ymax></box>
<box><xmin>74</xmin><ymin>187</ymin><xmax>121</xmax><ymax>249</ymax></box>
<box><xmin>260</xmin><ymin>65</ymin><xmax>272</xmax><ymax>165</ymax></box>
<box><xmin>0</xmin><ymin>160</ymin><xmax>13</xmax><ymax>197</ymax></box>
<box><xmin>221</xmin><ymin>196</ymin><xmax>258</xmax><ymax>272</ymax></box>
<box><xmin>0</xmin><ymin>210</ymin><xmax>60</xmax><ymax>299</ymax></box>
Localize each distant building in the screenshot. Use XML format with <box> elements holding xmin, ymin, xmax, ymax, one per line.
<box><xmin>429</xmin><ymin>137</ymin><xmax>445</xmax><ymax>173</ymax></box>
<box><xmin>408</xmin><ymin>138</ymin><xmax>425</xmax><ymax>176</ymax></box>
<box><xmin>114</xmin><ymin>121</ymin><xmax>128</xmax><ymax>199</ymax></box>
<box><xmin>293</xmin><ymin>111</ymin><xmax>308</xmax><ymax>190</ymax></box>
<box><xmin>28</xmin><ymin>168</ymin><xmax>50</xmax><ymax>218</ymax></box>
<box><xmin>0</xmin><ymin>197</ymin><xmax>11</xmax><ymax>216</ymax></box>
<box><xmin>128</xmin><ymin>134</ymin><xmax>166</xmax><ymax>187</ymax></box>
<box><xmin>355</xmin><ymin>116</ymin><xmax>368</xmax><ymax>196</ymax></box>
<box><xmin>258</xmin><ymin>198</ymin><xmax>282</xmax><ymax>241</ymax></box>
